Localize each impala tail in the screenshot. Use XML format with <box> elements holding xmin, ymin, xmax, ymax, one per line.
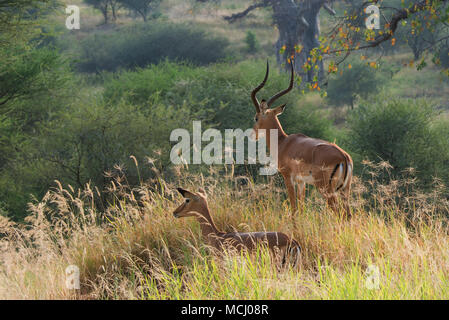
<box><xmin>329</xmin><ymin>149</ymin><xmax>353</xmax><ymax>192</ymax></box>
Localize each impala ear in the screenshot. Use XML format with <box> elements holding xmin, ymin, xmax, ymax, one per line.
<box><xmin>274</xmin><ymin>104</ymin><xmax>286</xmax><ymax>115</ymax></box>
<box><xmin>176</xmin><ymin>187</ymin><xmax>194</xmax><ymax>198</ymax></box>
<box><xmin>197</xmin><ymin>188</ymin><xmax>207</xmax><ymax>198</ymax></box>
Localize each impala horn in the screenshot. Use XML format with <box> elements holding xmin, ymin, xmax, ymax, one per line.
<box><xmin>267</xmin><ymin>60</ymin><xmax>295</xmax><ymax>108</ymax></box>
<box><xmin>251</xmin><ymin>60</ymin><xmax>269</xmax><ymax>113</ymax></box>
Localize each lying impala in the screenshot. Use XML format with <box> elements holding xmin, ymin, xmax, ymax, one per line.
<box><xmin>251</xmin><ymin>61</ymin><xmax>353</xmax><ymax>217</ymax></box>
<box><xmin>173</xmin><ymin>187</ymin><xmax>301</xmax><ymax>264</ymax></box>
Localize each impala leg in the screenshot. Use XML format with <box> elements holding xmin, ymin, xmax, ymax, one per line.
<box><xmin>320</xmin><ymin>181</ymin><xmax>339</xmax><ymax>214</ymax></box>
<box><xmin>284</xmin><ymin>176</ymin><xmax>298</xmax><ymax>215</ymax></box>
<box><xmin>296</xmin><ymin>181</ymin><xmax>305</xmax><ymax>213</ymax></box>
<box><xmin>341</xmin><ymin>179</ymin><xmax>352</xmax><ymax>219</ymax></box>
<box><xmin>326</xmin><ymin>194</ymin><xmax>338</xmax><ymax>213</ymax></box>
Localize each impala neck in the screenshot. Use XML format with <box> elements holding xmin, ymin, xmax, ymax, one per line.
<box><xmin>265</xmin><ymin>117</ymin><xmax>287</xmax><ymax>150</ymax></box>
<box><xmin>195</xmin><ymin>204</ymin><xmax>220</xmax><ymax>239</ymax></box>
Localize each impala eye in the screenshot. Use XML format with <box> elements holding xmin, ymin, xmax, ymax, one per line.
<box><xmin>254</xmin><ymin>116</ymin><xmax>258</xmax><ymax>122</ymax></box>
<box><xmin>185</xmin><ymin>198</ymin><xmax>190</xmax><ymax>203</ymax></box>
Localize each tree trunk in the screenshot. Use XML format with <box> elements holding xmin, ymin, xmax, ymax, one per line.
<box><xmin>110</xmin><ymin>1</ymin><xmax>117</xmax><ymax>21</ymax></box>
<box><xmin>102</xmin><ymin>7</ymin><xmax>109</xmax><ymax>24</ymax></box>
<box><xmin>138</xmin><ymin>9</ymin><xmax>147</xmax><ymax>21</ymax></box>
<box><xmin>272</xmin><ymin>0</ymin><xmax>325</xmax><ymax>84</ymax></box>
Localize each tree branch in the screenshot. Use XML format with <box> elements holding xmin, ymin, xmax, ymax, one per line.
<box><xmin>223</xmin><ymin>1</ymin><xmax>270</xmax><ymax>23</ymax></box>
<box><xmin>329</xmin><ymin>0</ymin><xmax>448</xmax><ymax>54</ymax></box>
<box><xmin>323</xmin><ymin>3</ymin><xmax>336</xmax><ymax>15</ymax></box>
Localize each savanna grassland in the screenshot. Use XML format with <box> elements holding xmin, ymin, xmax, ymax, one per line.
<box><xmin>1</xmin><ymin>162</ymin><xmax>449</xmax><ymax>299</ymax></box>
<box><xmin>1</xmin><ymin>0</ymin><xmax>449</xmax><ymax>300</ymax></box>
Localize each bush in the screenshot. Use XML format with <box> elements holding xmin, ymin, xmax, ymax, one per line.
<box><xmin>37</xmin><ymin>98</ymin><xmax>192</xmax><ymax>193</ymax></box>
<box><xmin>431</xmin><ymin>117</ymin><xmax>449</xmax><ymax>184</ymax></box>
<box><xmin>245</xmin><ymin>30</ymin><xmax>259</xmax><ymax>52</ymax></box>
<box><xmin>327</xmin><ymin>60</ymin><xmax>386</xmax><ymax>108</ymax></box>
<box><xmin>103</xmin><ymin>60</ymin><xmax>335</xmax><ymax>139</ymax></box>
<box><xmin>346</xmin><ymin>98</ymin><xmax>449</xmax><ymax>187</ymax></box>
<box><xmin>77</xmin><ymin>22</ymin><xmax>230</xmax><ymax>72</ymax></box>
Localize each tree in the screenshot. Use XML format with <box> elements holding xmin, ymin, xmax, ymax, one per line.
<box><xmin>327</xmin><ymin>61</ymin><xmax>385</xmax><ymax>109</ymax></box>
<box><xmin>110</xmin><ymin>0</ymin><xmax>121</xmax><ymax>20</ymax></box>
<box><xmin>0</xmin><ymin>0</ymin><xmax>72</xmax><ymax>219</ymax></box>
<box><xmin>84</xmin><ymin>0</ymin><xmax>111</xmax><ymax>24</ymax></box>
<box><xmin>0</xmin><ymin>46</ymin><xmax>67</xmax><ymax>108</ymax></box>
<box><xmin>396</xmin><ymin>1</ymin><xmax>446</xmax><ymax>62</ymax></box>
<box><xmin>220</xmin><ymin>0</ymin><xmax>449</xmax><ymax>84</ymax></box>
<box><xmin>0</xmin><ymin>0</ymin><xmax>57</xmax><ymax>45</ymax></box>
<box><xmin>118</xmin><ymin>0</ymin><xmax>161</xmax><ymax>21</ymax></box>
<box><xmin>324</xmin><ymin>1</ymin><xmax>449</xmax><ymax>72</ymax></box>
<box><xmin>224</xmin><ymin>0</ymin><xmax>337</xmax><ymax>84</ymax></box>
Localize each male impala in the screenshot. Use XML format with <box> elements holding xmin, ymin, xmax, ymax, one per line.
<box><xmin>251</xmin><ymin>61</ymin><xmax>353</xmax><ymax>216</ymax></box>
<box><xmin>173</xmin><ymin>187</ymin><xmax>301</xmax><ymax>265</ymax></box>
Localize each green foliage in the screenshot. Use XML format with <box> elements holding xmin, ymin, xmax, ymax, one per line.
<box><xmin>0</xmin><ymin>0</ymin><xmax>58</xmax><ymax>39</ymax></box>
<box><xmin>431</xmin><ymin>117</ymin><xmax>449</xmax><ymax>184</ymax></box>
<box><xmin>326</xmin><ymin>61</ymin><xmax>386</xmax><ymax>108</ymax></box>
<box><xmin>244</xmin><ymin>30</ymin><xmax>259</xmax><ymax>52</ymax></box>
<box><xmin>103</xmin><ymin>60</ymin><xmax>334</xmax><ymax>139</ymax></box>
<box><xmin>38</xmin><ymin>98</ymin><xmax>191</xmax><ymax>190</ymax></box>
<box><xmin>0</xmin><ymin>45</ymin><xmax>69</xmax><ymax>110</ymax></box>
<box><xmin>77</xmin><ymin>23</ymin><xmax>230</xmax><ymax>72</ymax></box>
<box><xmin>280</xmin><ymin>102</ymin><xmax>334</xmax><ymax>141</ymax></box>
<box><xmin>84</xmin><ymin>0</ymin><xmax>110</xmax><ymax>24</ymax></box>
<box><xmin>0</xmin><ymin>8</ymin><xmax>72</xmax><ymax>219</ymax></box>
<box><xmin>346</xmin><ymin>98</ymin><xmax>449</xmax><ymax>187</ymax></box>
<box><xmin>118</xmin><ymin>0</ymin><xmax>162</xmax><ymax>21</ymax></box>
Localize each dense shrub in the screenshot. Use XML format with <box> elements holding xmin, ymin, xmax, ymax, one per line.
<box><xmin>245</xmin><ymin>30</ymin><xmax>259</xmax><ymax>52</ymax></box>
<box><xmin>326</xmin><ymin>60</ymin><xmax>386</xmax><ymax>108</ymax></box>
<box><xmin>346</xmin><ymin>98</ymin><xmax>449</xmax><ymax>187</ymax></box>
<box><xmin>38</xmin><ymin>97</ymin><xmax>194</xmax><ymax>193</ymax></box>
<box><xmin>103</xmin><ymin>60</ymin><xmax>335</xmax><ymax>140</ymax></box>
<box><xmin>0</xmin><ymin>33</ymin><xmax>72</xmax><ymax>219</ymax></box>
<box><xmin>77</xmin><ymin>23</ymin><xmax>230</xmax><ymax>72</ymax></box>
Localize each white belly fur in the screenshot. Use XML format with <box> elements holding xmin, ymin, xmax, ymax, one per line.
<box><xmin>294</xmin><ymin>174</ymin><xmax>315</xmax><ymax>184</ymax></box>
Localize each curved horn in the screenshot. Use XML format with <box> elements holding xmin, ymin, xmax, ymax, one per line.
<box><xmin>267</xmin><ymin>60</ymin><xmax>295</xmax><ymax>108</ymax></box>
<box><xmin>251</xmin><ymin>60</ymin><xmax>269</xmax><ymax>112</ymax></box>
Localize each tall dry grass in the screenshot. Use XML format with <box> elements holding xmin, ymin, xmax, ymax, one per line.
<box><xmin>0</xmin><ymin>160</ymin><xmax>448</xmax><ymax>299</ymax></box>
